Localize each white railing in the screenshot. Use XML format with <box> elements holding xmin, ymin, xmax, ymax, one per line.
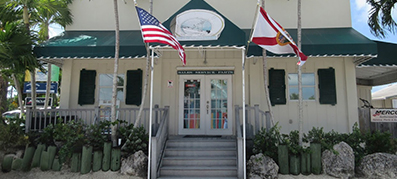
<box><xmin>25</xmin><ymin>105</ymin><xmax>168</xmax><ymax>133</ymax></box>
<box><xmin>151</xmin><ymin>106</ymin><xmax>169</xmax><ymax>179</ymax></box>
<box><xmin>235</xmin><ymin>104</ymin><xmax>271</xmax><ymax>179</ymax></box>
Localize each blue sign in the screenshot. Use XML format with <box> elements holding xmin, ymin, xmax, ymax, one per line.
<box><xmin>23</xmin><ymin>82</ymin><xmax>58</xmax><ymax>94</ymax></box>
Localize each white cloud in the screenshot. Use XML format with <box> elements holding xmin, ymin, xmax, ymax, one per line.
<box><xmin>353</xmin><ymin>0</ymin><xmax>371</xmax><ymax>23</ymax></box>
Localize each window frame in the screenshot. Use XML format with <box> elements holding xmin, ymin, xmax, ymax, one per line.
<box><xmin>98</xmin><ymin>74</ymin><xmax>125</xmax><ymax>104</ymax></box>
<box><xmin>287</xmin><ymin>73</ymin><xmax>316</xmax><ymax>101</ymax></box>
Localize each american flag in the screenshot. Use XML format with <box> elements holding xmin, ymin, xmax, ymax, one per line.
<box><xmin>136</xmin><ymin>6</ymin><xmax>186</xmax><ymax>65</ymax></box>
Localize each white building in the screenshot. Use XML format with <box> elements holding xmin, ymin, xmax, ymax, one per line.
<box><xmin>32</xmin><ymin>0</ymin><xmax>397</xmax><ymax>178</ymax></box>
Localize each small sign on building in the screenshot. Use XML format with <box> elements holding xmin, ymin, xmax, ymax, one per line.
<box><xmin>370</xmin><ymin>109</ymin><xmax>397</xmax><ymax>122</ymax></box>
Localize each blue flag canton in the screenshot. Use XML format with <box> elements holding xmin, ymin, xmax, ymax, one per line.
<box><xmin>136</xmin><ymin>7</ymin><xmax>160</xmax><ymax>26</ymax></box>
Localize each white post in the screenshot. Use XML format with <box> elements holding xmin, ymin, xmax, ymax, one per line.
<box><xmin>297</xmin><ymin>0</ymin><xmax>303</xmax><ymax>146</ymax></box>
<box><xmin>147</xmin><ymin>48</ymin><xmax>155</xmax><ymax>178</ymax></box>
<box><xmin>242</xmin><ymin>48</ymin><xmax>246</xmax><ymax>179</ymax></box>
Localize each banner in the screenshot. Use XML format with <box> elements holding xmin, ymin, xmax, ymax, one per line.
<box><xmin>25</xmin><ymin>64</ymin><xmax>60</xmax><ymax>82</ymax></box>
<box><xmin>370</xmin><ymin>109</ymin><xmax>397</xmax><ymax>122</ymax></box>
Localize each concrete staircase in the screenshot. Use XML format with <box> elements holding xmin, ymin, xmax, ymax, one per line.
<box><xmin>157</xmin><ymin>136</ymin><xmax>238</xmax><ymax>179</ymax></box>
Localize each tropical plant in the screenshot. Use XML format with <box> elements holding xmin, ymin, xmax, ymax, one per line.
<box><xmin>367</xmin><ymin>0</ymin><xmax>397</xmax><ymax>38</ymax></box>
<box><xmin>53</xmin><ymin>120</ymin><xmax>86</xmax><ymax>163</ymax></box>
<box><xmin>0</xmin><ymin>116</ymin><xmax>28</xmax><ymax>151</ymax></box>
<box><xmin>252</xmin><ymin>123</ymin><xmax>280</xmax><ymax>162</ymax></box>
<box><xmin>120</xmin><ymin>124</ymin><xmax>149</xmax><ymax>156</ymax></box>
<box><xmin>0</xmin><ymin>20</ymin><xmax>39</xmax><ymax>117</ymax></box>
<box><xmin>85</xmin><ymin>120</ymin><xmax>113</xmax><ymax>151</ymax></box>
<box><xmin>288</xmin><ymin>130</ymin><xmax>303</xmax><ymax>155</ymax></box>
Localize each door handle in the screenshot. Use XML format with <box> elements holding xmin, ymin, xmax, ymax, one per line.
<box><xmin>206</xmin><ymin>101</ymin><xmax>209</xmax><ymax>114</ymax></box>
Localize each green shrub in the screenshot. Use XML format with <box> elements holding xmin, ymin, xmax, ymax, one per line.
<box><xmin>85</xmin><ymin>120</ymin><xmax>113</xmax><ymax>151</ymax></box>
<box><xmin>288</xmin><ymin>130</ymin><xmax>303</xmax><ymax>155</ymax></box>
<box><xmin>120</xmin><ymin>124</ymin><xmax>148</xmax><ymax>156</ymax></box>
<box><xmin>365</xmin><ymin>130</ymin><xmax>395</xmax><ymax>154</ymax></box>
<box><xmin>252</xmin><ymin>123</ymin><xmax>280</xmax><ymax>162</ymax></box>
<box><xmin>53</xmin><ymin>120</ymin><xmax>86</xmax><ymax>163</ymax></box>
<box><xmin>0</xmin><ymin>117</ymin><xmax>28</xmax><ymax>151</ymax></box>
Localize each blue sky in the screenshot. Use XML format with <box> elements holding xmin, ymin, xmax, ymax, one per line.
<box><xmin>350</xmin><ymin>0</ymin><xmax>397</xmax><ymax>44</ymax></box>
<box><xmin>350</xmin><ymin>0</ymin><xmax>397</xmax><ymax>92</ymax></box>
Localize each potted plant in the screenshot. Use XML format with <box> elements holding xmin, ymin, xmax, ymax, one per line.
<box><xmin>305</xmin><ymin>127</ymin><xmax>325</xmax><ymax>175</ymax></box>
<box><xmin>288</xmin><ymin>130</ymin><xmax>302</xmax><ymax>175</ymax></box>
<box><xmin>252</xmin><ymin>123</ymin><xmax>280</xmax><ymax>163</ymax></box>
<box><xmin>278</xmin><ymin>133</ymin><xmax>290</xmax><ymax>174</ymax></box>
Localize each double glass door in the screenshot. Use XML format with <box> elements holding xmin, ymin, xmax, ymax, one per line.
<box><xmin>179</xmin><ymin>75</ymin><xmax>232</xmax><ymax>135</ymax></box>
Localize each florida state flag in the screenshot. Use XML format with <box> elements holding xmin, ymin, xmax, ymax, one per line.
<box><xmin>250</xmin><ymin>7</ymin><xmax>307</xmax><ymax>66</ymax></box>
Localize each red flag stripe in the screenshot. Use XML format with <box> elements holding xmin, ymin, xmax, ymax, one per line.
<box><xmin>252</xmin><ymin>37</ymin><xmax>278</xmax><ymax>46</ymax></box>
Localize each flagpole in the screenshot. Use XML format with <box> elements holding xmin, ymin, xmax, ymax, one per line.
<box><xmin>245</xmin><ymin>1</ymin><xmax>261</xmax><ymax>57</ymax></box>
<box><xmin>147</xmin><ymin>48</ymin><xmax>154</xmax><ymax>179</ymax></box>
<box><xmin>242</xmin><ymin>48</ymin><xmax>246</xmax><ymax>179</ymax></box>
<box><xmin>297</xmin><ymin>0</ymin><xmax>303</xmax><ymax>146</ymax></box>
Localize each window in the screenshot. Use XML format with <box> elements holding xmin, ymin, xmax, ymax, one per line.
<box><xmin>393</xmin><ymin>99</ymin><xmax>397</xmax><ymax>108</ymax></box>
<box><xmin>318</xmin><ymin>68</ymin><xmax>337</xmax><ymax>105</ymax></box>
<box><xmin>288</xmin><ymin>73</ymin><xmax>315</xmax><ymax>100</ymax></box>
<box><xmin>78</xmin><ymin>69</ymin><xmax>96</xmax><ymax>105</ymax></box>
<box><xmin>268</xmin><ymin>68</ymin><xmax>286</xmax><ymax>106</ymax></box>
<box><xmin>99</xmin><ymin>74</ymin><xmax>124</xmax><ymax>104</ymax></box>
<box><xmin>126</xmin><ymin>69</ymin><xmax>143</xmax><ymax>106</ymax></box>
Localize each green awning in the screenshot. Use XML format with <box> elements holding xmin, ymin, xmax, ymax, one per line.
<box><xmin>362</xmin><ymin>41</ymin><xmax>397</xmax><ymax>65</ymax></box>
<box><xmin>34</xmin><ymin>28</ymin><xmax>380</xmax><ymax>59</ymax></box>
<box><xmin>245</xmin><ymin>28</ymin><xmax>378</xmax><ymax>57</ymax></box>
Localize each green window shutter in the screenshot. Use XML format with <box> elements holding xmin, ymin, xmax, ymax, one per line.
<box><xmin>126</xmin><ymin>69</ymin><xmax>143</xmax><ymax>106</ymax></box>
<box><xmin>78</xmin><ymin>69</ymin><xmax>96</xmax><ymax>105</ymax></box>
<box><xmin>268</xmin><ymin>68</ymin><xmax>286</xmax><ymax>106</ymax></box>
<box><xmin>318</xmin><ymin>68</ymin><xmax>337</xmax><ymax>105</ymax></box>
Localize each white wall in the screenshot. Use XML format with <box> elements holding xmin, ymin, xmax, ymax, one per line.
<box><xmin>67</xmin><ymin>0</ymin><xmax>351</xmax><ymax>31</ymax></box>
<box><xmin>60</xmin><ymin>50</ymin><xmax>359</xmax><ymax>135</ymax></box>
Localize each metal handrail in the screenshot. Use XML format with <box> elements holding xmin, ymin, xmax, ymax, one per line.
<box><xmin>152</xmin><ymin>106</ymin><xmax>169</xmax><ymax>179</ymax></box>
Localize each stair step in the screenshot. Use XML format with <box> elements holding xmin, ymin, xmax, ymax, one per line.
<box><xmin>158</xmin><ymin>177</ymin><xmax>238</xmax><ymax>179</ymax></box>
<box><xmin>167</xmin><ymin>138</ymin><xmax>236</xmax><ymax>148</ymax></box>
<box><xmin>160</xmin><ymin>166</ymin><xmax>237</xmax><ymax>177</ymax></box>
<box><xmin>162</xmin><ymin>156</ymin><xmax>236</xmax><ymax>166</ymax></box>
<box><xmin>164</xmin><ymin>147</ymin><xmax>236</xmax><ymax>157</ymax></box>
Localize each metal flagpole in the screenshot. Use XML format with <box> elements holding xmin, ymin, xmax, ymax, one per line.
<box><xmin>242</xmin><ymin>48</ymin><xmax>246</xmax><ymax>179</ymax></box>
<box><xmin>297</xmin><ymin>0</ymin><xmax>303</xmax><ymax>146</ymax></box>
<box><xmin>147</xmin><ymin>47</ymin><xmax>155</xmax><ymax>178</ymax></box>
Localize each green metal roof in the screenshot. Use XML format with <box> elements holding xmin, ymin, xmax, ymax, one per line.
<box><xmin>362</xmin><ymin>41</ymin><xmax>397</xmax><ymax>65</ymax></box>
<box><xmin>245</xmin><ymin>28</ymin><xmax>378</xmax><ymax>57</ymax></box>
<box><xmin>34</xmin><ymin>28</ymin><xmax>379</xmax><ymax>59</ymax></box>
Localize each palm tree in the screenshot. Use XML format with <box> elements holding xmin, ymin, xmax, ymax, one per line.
<box><xmin>31</xmin><ymin>0</ymin><xmax>73</xmax><ymax>42</ymax></box>
<box><xmin>4</xmin><ymin>0</ymin><xmax>73</xmax><ymax>109</ymax></box>
<box><xmin>110</xmin><ymin>0</ymin><xmax>121</xmax><ymax>147</ymax></box>
<box><xmin>0</xmin><ymin>21</ymin><xmax>39</xmax><ymax>117</ymax></box>
<box><xmin>367</xmin><ymin>0</ymin><xmax>397</xmax><ymax>38</ymax></box>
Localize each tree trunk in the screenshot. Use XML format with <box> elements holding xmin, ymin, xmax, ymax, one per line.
<box><xmin>0</xmin><ymin>75</ymin><xmax>8</xmax><ymax>115</ymax></box>
<box><xmin>30</xmin><ymin>70</ymin><xmax>37</xmax><ymax>109</ymax></box>
<box><xmin>12</xmin><ymin>74</ymin><xmax>25</xmax><ymax>118</ymax></box>
<box><xmin>111</xmin><ymin>0</ymin><xmax>120</xmax><ymax>147</ymax></box>
<box><xmin>134</xmin><ymin>0</ymin><xmax>153</xmax><ymax>127</ymax></box>
<box><xmin>297</xmin><ymin>0</ymin><xmax>303</xmax><ymax>146</ymax></box>
<box><xmin>44</xmin><ymin>64</ymin><xmax>52</xmax><ymax>109</ymax></box>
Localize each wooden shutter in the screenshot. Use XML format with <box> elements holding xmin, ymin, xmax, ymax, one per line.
<box><xmin>318</xmin><ymin>68</ymin><xmax>337</xmax><ymax>105</ymax></box>
<box><xmin>78</xmin><ymin>69</ymin><xmax>96</xmax><ymax>105</ymax></box>
<box><xmin>126</xmin><ymin>69</ymin><xmax>143</xmax><ymax>106</ymax></box>
<box><xmin>268</xmin><ymin>68</ymin><xmax>286</xmax><ymax>106</ymax></box>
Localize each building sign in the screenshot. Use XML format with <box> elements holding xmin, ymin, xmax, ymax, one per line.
<box><xmin>25</xmin><ymin>97</ymin><xmax>52</xmax><ymax>107</ymax></box>
<box><xmin>23</xmin><ymin>82</ymin><xmax>58</xmax><ymax>94</ymax></box>
<box><xmin>172</xmin><ymin>9</ymin><xmax>225</xmax><ymax>41</ymax></box>
<box><xmin>177</xmin><ymin>70</ymin><xmax>234</xmax><ymax>75</ymax></box>
<box><xmin>370</xmin><ymin>109</ymin><xmax>397</xmax><ymax>122</ymax></box>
